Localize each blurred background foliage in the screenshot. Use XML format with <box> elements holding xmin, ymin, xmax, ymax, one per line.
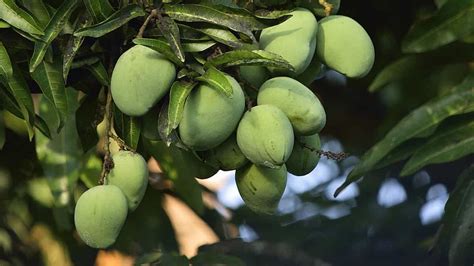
<box><xmin>0</xmin><ymin>0</ymin><xmax>473</xmax><ymax>265</ymax></box>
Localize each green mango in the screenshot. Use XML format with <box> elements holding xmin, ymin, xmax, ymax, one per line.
<box><xmin>316</xmin><ymin>15</ymin><xmax>375</xmax><ymax>78</ymax></box>
<box><xmin>237</xmin><ymin>105</ymin><xmax>294</xmax><ymax>167</ymax></box>
<box><xmin>258</xmin><ymin>77</ymin><xmax>326</xmax><ymax>135</ymax></box>
<box><xmin>111</xmin><ymin>45</ymin><xmax>176</xmax><ymax>116</ymax></box>
<box><xmin>236</xmin><ymin>164</ymin><xmax>287</xmax><ymax>214</ymax></box>
<box><xmin>179</xmin><ymin>74</ymin><xmax>245</xmax><ymax>151</ymax></box>
<box><xmin>240</xmin><ymin>65</ymin><xmax>269</xmax><ymax>89</ymax></box>
<box><xmin>286</xmin><ymin>133</ymin><xmax>321</xmax><ymax>176</ymax></box>
<box><xmin>199</xmin><ymin>133</ymin><xmax>248</xmax><ymax>171</ymax></box>
<box><xmin>106</xmin><ymin>151</ymin><xmax>149</xmax><ymax>211</ymax></box>
<box><xmin>74</xmin><ymin>185</ymin><xmax>128</xmax><ymax>248</ymax></box>
<box><xmin>260</xmin><ymin>8</ymin><xmax>318</xmax><ymax>75</ymax></box>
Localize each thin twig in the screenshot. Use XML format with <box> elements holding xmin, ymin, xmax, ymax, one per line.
<box><xmin>303</xmin><ymin>143</ymin><xmax>350</xmax><ymax>161</ymax></box>
<box><xmin>99</xmin><ymin>89</ymin><xmax>114</xmax><ymax>185</ymax></box>
<box><xmin>137</xmin><ymin>9</ymin><xmax>158</xmax><ymax>38</ymax></box>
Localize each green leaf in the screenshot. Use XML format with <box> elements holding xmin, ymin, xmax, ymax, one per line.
<box><xmin>85</xmin><ymin>61</ymin><xmax>110</xmax><ymax>86</ymax></box>
<box><xmin>191</xmin><ymin>252</ymin><xmax>245</xmax><ymax>266</ymax></box>
<box><xmin>160</xmin><ymin>253</ymin><xmax>189</xmax><ymax>266</ymax></box>
<box><xmin>374</xmin><ymin>139</ymin><xmax>427</xmax><ymax>170</ymax></box>
<box><xmin>335</xmin><ymin>74</ymin><xmax>474</xmax><ymax>196</ymax></box>
<box><xmin>0</xmin><ymin>0</ymin><xmax>44</xmax><ymax>35</ymax></box>
<box><xmin>29</xmin><ymin>0</ymin><xmax>80</xmax><ymax>73</ymax></box>
<box><xmin>167</xmin><ymin>81</ymin><xmax>197</xmax><ymax>136</ymax></box>
<box><xmin>182</xmin><ymin>41</ymin><xmax>216</xmax><ymax>52</ymax></box>
<box><xmin>178</xmin><ymin>24</ymin><xmax>246</xmax><ymax>48</ymax></box>
<box><xmin>74</xmin><ymin>4</ymin><xmax>145</xmax><ymax>38</ymax></box>
<box><xmin>19</xmin><ymin>0</ymin><xmax>51</xmax><ymax>28</ymax></box>
<box><xmin>114</xmin><ymin>107</ymin><xmax>141</xmax><ymax>150</ymax></box>
<box><xmin>445</xmin><ymin>165</ymin><xmax>474</xmax><ymax>265</ymax></box>
<box><xmin>0</xmin><ymin>86</ymin><xmax>50</xmax><ymax>138</ymax></box>
<box><xmin>253</xmin><ymin>9</ymin><xmax>292</xmax><ymax>19</ymax></box>
<box><xmin>76</xmin><ymin>94</ymin><xmax>103</xmax><ymax>152</ymax></box>
<box><xmin>132</xmin><ymin>37</ymin><xmax>184</xmax><ymax>66</ymax></box>
<box><xmin>31</xmin><ymin>60</ymin><xmax>68</xmax><ymax>133</ymax></box>
<box><xmin>400</xmin><ymin>120</ymin><xmax>474</xmax><ymax>176</ymax></box>
<box><xmin>402</xmin><ymin>0</ymin><xmax>474</xmax><ymax>53</ymax></box>
<box><xmin>143</xmin><ymin>138</ymin><xmax>204</xmax><ymax>214</ymax></box>
<box><xmin>63</xmin><ymin>12</ymin><xmax>93</xmax><ymax>81</ymax></box>
<box><xmin>163</xmin><ymin>4</ymin><xmax>266</xmax><ymax>42</ymax></box>
<box><xmin>0</xmin><ymin>110</ymin><xmax>5</xmax><ymax>149</ymax></box>
<box><xmin>83</xmin><ymin>0</ymin><xmax>115</xmax><ymax>22</ymax></box>
<box><xmin>156</xmin><ymin>16</ymin><xmax>185</xmax><ymax>62</ymax></box>
<box><xmin>35</xmin><ymin>89</ymin><xmax>82</xmax><ymax>208</ymax></box>
<box><xmin>196</xmin><ymin>66</ymin><xmax>233</xmax><ymax>97</ymax></box>
<box><xmin>79</xmin><ymin>153</ymin><xmax>101</xmax><ymax>188</ymax></box>
<box><xmin>0</xmin><ymin>20</ymin><xmax>10</xmax><ymax>28</ymax></box>
<box><xmin>205</xmin><ymin>49</ymin><xmax>294</xmax><ymax>71</ymax></box>
<box><xmin>0</xmin><ymin>42</ymin><xmax>13</xmax><ymax>79</ymax></box>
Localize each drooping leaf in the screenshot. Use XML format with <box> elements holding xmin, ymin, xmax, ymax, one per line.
<box><xmin>76</xmin><ymin>93</ymin><xmax>103</xmax><ymax>152</ymax></box>
<box><xmin>0</xmin><ymin>42</ymin><xmax>13</xmax><ymax>79</ymax></box>
<box><xmin>74</xmin><ymin>4</ymin><xmax>145</xmax><ymax>38</ymax></box>
<box><xmin>157</xmin><ymin>101</ymin><xmax>181</xmax><ymax>146</ymax></box>
<box><xmin>374</xmin><ymin>138</ymin><xmax>428</xmax><ymax>170</ymax></box>
<box><xmin>196</xmin><ymin>66</ymin><xmax>233</xmax><ymax>97</ymax></box>
<box><xmin>63</xmin><ymin>12</ymin><xmax>92</xmax><ymax>81</ymax></box>
<box><xmin>178</xmin><ymin>23</ymin><xmax>246</xmax><ymax>48</ymax></box>
<box><xmin>114</xmin><ymin>107</ymin><xmax>141</xmax><ymax>150</ymax></box>
<box><xmin>35</xmin><ymin>88</ymin><xmax>82</xmax><ymax>215</ymax></box>
<box><xmin>132</xmin><ymin>38</ymin><xmax>184</xmax><ymax>66</ymax></box>
<box><xmin>167</xmin><ymin>81</ymin><xmax>197</xmax><ymax>136</ymax></box>
<box><xmin>156</xmin><ymin>16</ymin><xmax>185</xmax><ymax>62</ymax></box>
<box><xmin>85</xmin><ymin>61</ymin><xmax>110</xmax><ymax>86</ymax></box>
<box><xmin>182</xmin><ymin>41</ymin><xmax>216</xmax><ymax>52</ymax></box>
<box><xmin>0</xmin><ymin>20</ymin><xmax>10</xmax><ymax>28</ymax></box>
<box><xmin>335</xmin><ymin>75</ymin><xmax>474</xmax><ymax>196</ymax></box>
<box><xmin>402</xmin><ymin>0</ymin><xmax>474</xmax><ymax>53</ymax></box>
<box><xmin>164</xmin><ymin>4</ymin><xmax>267</xmax><ymax>42</ymax></box>
<box><xmin>29</xmin><ymin>0</ymin><xmax>80</xmax><ymax>73</ymax></box>
<box><xmin>400</xmin><ymin>120</ymin><xmax>474</xmax><ymax>176</ymax></box>
<box><xmin>19</xmin><ymin>0</ymin><xmax>51</xmax><ymax>28</ymax></box>
<box><xmin>205</xmin><ymin>49</ymin><xmax>294</xmax><ymax>71</ymax></box>
<box><xmin>0</xmin><ymin>0</ymin><xmax>44</xmax><ymax>35</ymax></box>
<box><xmin>253</xmin><ymin>9</ymin><xmax>292</xmax><ymax>19</ymax></box>
<box><xmin>83</xmin><ymin>0</ymin><xmax>115</xmax><ymax>22</ymax></box>
<box><xmin>31</xmin><ymin>60</ymin><xmax>68</xmax><ymax>133</ymax></box>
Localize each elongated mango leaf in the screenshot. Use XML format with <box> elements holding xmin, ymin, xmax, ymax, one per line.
<box><xmin>85</xmin><ymin>61</ymin><xmax>109</xmax><ymax>86</ymax></box>
<box><xmin>0</xmin><ymin>42</ymin><xmax>13</xmax><ymax>79</ymax></box>
<box><xmin>0</xmin><ymin>0</ymin><xmax>44</xmax><ymax>35</ymax></box>
<box><xmin>132</xmin><ymin>38</ymin><xmax>184</xmax><ymax>66</ymax></box>
<box><xmin>444</xmin><ymin>165</ymin><xmax>474</xmax><ymax>265</ymax></box>
<box><xmin>167</xmin><ymin>81</ymin><xmax>197</xmax><ymax>136</ymax></box>
<box><xmin>0</xmin><ymin>86</ymin><xmax>50</xmax><ymax>138</ymax></box>
<box><xmin>0</xmin><ymin>20</ymin><xmax>10</xmax><ymax>28</ymax></box>
<box><xmin>29</xmin><ymin>0</ymin><xmax>79</xmax><ymax>73</ymax></box>
<box><xmin>157</xmin><ymin>16</ymin><xmax>185</xmax><ymax>62</ymax></box>
<box><xmin>205</xmin><ymin>49</ymin><xmax>294</xmax><ymax>71</ymax></box>
<box><xmin>400</xmin><ymin>120</ymin><xmax>474</xmax><ymax>176</ymax></box>
<box><xmin>178</xmin><ymin>24</ymin><xmax>246</xmax><ymax>48</ymax></box>
<box><xmin>19</xmin><ymin>0</ymin><xmax>51</xmax><ymax>28</ymax></box>
<box><xmin>182</xmin><ymin>41</ymin><xmax>215</xmax><ymax>52</ymax></box>
<box><xmin>196</xmin><ymin>66</ymin><xmax>233</xmax><ymax>97</ymax></box>
<box><xmin>114</xmin><ymin>107</ymin><xmax>141</xmax><ymax>150</ymax></box>
<box><xmin>0</xmin><ymin>110</ymin><xmax>5</xmax><ymax>149</ymax></box>
<box><xmin>83</xmin><ymin>0</ymin><xmax>115</xmax><ymax>22</ymax></box>
<box><xmin>402</xmin><ymin>0</ymin><xmax>474</xmax><ymax>53</ymax></box>
<box><xmin>143</xmin><ymin>138</ymin><xmax>204</xmax><ymax>214</ymax></box>
<box><xmin>31</xmin><ymin>60</ymin><xmax>68</xmax><ymax>133</ymax></box>
<box><xmin>74</xmin><ymin>4</ymin><xmax>145</xmax><ymax>38</ymax></box>
<box><xmin>76</xmin><ymin>93</ymin><xmax>103</xmax><ymax>152</ymax></box>
<box><xmin>335</xmin><ymin>75</ymin><xmax>474</xmax><ymax>196</ymax></box>
<box><xmin>63</xmin><ymin>12</ymin><xmax>92</xmax><ymax>81</ymax></box>
<box><xmin>164</xmin><ymin>4</ymin><xmax>266</xmax><ymax>42</ymax></box>
<box><xmin>35</xmin><ymin>89</ymin><xmax>82</xmax><ymax>214</ymax></box>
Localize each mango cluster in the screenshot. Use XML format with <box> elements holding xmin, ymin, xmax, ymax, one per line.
<box><xmin>73</xmin><ymin>7</ymin><xmax>374</xmax><ymax>248</ymax></box>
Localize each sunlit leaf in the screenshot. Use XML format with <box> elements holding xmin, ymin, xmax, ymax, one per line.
<box><xmin>74</xmin><ymin>4</ymin><xmax>145</xmax><ymax>38</ymax></box>
<box><xmin>19</xmin><ymin>0</ymin><xmax>51</xmax><ymax>28</ymax></box>
<box><xmin>0</xmin><ymin>0</ymin><xmax>44</xmax><ymax>35</ymax></box>
<box><xmin>167</xmin><ymin>81</ymin><xmax>197</xmax><ymax>136</ymax></box>
<box><xmin>182</xmin><ymin>41</ymin><xmax>216</xmax><ymax>52</ymax></box>
<box><xmin>29</xmin><ymin>0</ymin><xmax>80</xmax><ymax>73</ymax></box>
<box><xmin>178</xmin><ymin>24</ymin><xmax>246</xmax><ymax>48</ymax></box>
<box><xmin>0</xmin><ymin>42</ymin><xmax>13</xmax><ymax>79</ymax></box>
<box><xmin>132</xmin><ymin>38</ymin><xmax>184</xmax><ymax>66</ymax></box>
<box><xmin>205</xmin><ymin>49</ymin><xmax>294</xmax><ymax>71</ymax></box>
<box><xmin>196</xmin><ymin>66</ymin><xmax>233</xmax><ymax>97</ymax></box>
<box><xmin>157</xmin><ymin>16</ymin><xmax>185</xmax><ymax>62</ymax></box>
